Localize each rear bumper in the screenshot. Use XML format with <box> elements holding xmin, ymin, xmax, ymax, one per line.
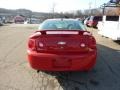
<box><xmin>27</xmin><ymin>50</ymin><xmax>97</xmax><ymax>71</ymax></box>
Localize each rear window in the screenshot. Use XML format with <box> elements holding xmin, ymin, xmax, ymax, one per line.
<box><xmin>90</xmin><ymin>16</ymin><xmax>102</xmax><ymax>21</ymax></box>
<box><xmin>38</xmin><ymin>19</ymin><xmax>86</xmax><ymax>31</ymax></box>
<box><xmin>106</xmin><ymin>16</ymin><xmax>119</xmax><ymax>21</ymax></box>
<box><xmin>93</xmin><ymin>16</ymin><xmax>102</xmax><ymax>21</ymax></box>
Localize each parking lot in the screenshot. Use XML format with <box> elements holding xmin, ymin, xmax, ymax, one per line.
<box><xmin>0</xmin><ymin>24</ymin><xmax>120</xmax><ymax>90</ymax></box>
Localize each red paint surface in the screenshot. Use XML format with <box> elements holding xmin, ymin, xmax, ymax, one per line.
<box><xmin>27</xmin><ymin>30</ymin><xmax>97</xmax><ymax>71</ymax></box>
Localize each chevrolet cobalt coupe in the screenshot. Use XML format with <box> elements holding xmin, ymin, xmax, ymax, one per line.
<box><xmin>27</xmin><ymin>19</ymin><xmax>97</xmax><ymax>71</ymax></box>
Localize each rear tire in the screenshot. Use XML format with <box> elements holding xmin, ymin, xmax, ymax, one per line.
<box><xmin>37</xmin><ymin>70</ymin><xmax>40</xmax><ymax>73</ymax></box>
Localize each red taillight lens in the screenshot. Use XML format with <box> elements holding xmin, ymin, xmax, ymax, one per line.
<box><xmin>28</xmin><ymin>39</ymin><xmax>36</xmax><ymax>51</ymax></box>
<box><xmin>37</xmin><ymin>42</ymin><xmax>45</xmax><ymax>51</ymax></box>
<box><xmin>89</xmin><ymin>37</ymin><xmax>96</xmax><ymax>49</ymax></box>
<box><xmin>80</xmin><ymin>43</ymin><xmax>86</xmax><ymax>48</ymax></box>
<box><xmin>38</xmin><ymin>42</ymin><xmax>44</xmax><ymax>48</ymax></box>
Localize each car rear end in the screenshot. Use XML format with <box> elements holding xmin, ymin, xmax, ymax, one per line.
<box><xmin>27</xmin><ymin>31</ymin><xmax>96</xmax><ymax>71</ymax></box>
<box><xmin>27</xmin><ymin>19</ymin><xmax>97</xmax><ymax>71</ymax></box>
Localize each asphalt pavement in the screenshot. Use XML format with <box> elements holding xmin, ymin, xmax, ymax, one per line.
<box><xmin>0</xmin><ymin>24</ymin><xmax>120</xmax><ymax>90</ymax></box>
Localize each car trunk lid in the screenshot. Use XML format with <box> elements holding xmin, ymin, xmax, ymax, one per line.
<box><xmin>35</xmin><ymin>30</ymin><xmax>95</xmax><ymax>53</ymax></box>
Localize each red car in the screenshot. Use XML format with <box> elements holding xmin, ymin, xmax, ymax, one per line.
<box><xmin>86</xmin><ymin>16</ymin><xmax>102</xmax><ymax>28</ymax></box>
<box><xmin>27</xmin><ymin>19</ymin><xmax>97</xmax><ymax>71</ymax></box>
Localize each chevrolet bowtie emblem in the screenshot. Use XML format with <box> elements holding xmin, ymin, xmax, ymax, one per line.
<box><xmin>57</xmin><ymin>41</ymin><xmax>66</xmax><ymax>45</ymax></box>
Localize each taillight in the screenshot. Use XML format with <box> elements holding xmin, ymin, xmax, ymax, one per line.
<box><xmin>36</xmin><ymin>42</ymin><xmax>44</xmax><ymax>51</ymax></box>
<box><xmin>38</xmin><ymin>42</ymin><xmax>44</xmax><ymax>48</ymax></box>
<box><xmin>89</xmin><ymin>37</ymin><xmax>96</xmax><ymax>49</ymax></box>
<box><xmin>80</xmin><ymin>43</ymin><xmax>86</xmax><ymax>48</ymax></box>
<box><xmin>28</xmin><ymin>39</ymin><xmax>36</xmax><ymax>51</ymax></box>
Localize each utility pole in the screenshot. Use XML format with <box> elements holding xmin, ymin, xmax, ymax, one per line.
<box><xmin>102</xmin><ymin>3</ymin><xmax>106</xmax><ymax>15</ymax></box>
<box><xmin>52</xmin><ymin>2</ymin><xmax>56</xmax><ymax>18</ymax></box>
<box><xmin>89</xmin><ymin>2</ymin><xmax>92</xmax><ymax>16</ymax></box>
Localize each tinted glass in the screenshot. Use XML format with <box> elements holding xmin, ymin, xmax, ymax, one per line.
<box><xmin>106</xmin><ymin>16</ymin><xmax>119</xmax><ymax>21</ymax></box>
<box><xmin>39</xmin><ymin>19</ymin><xmax>86</xmax><ymax>31</ymax></box>
<box><xmin>93</xmin><ymin>16</ymin><xmax>102</xmax><ymax>21</ymax></box>
<box><xmin>90</xmin><ymin>16</ymin><xmax>102</xmax><ymax>21</ymax></box>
